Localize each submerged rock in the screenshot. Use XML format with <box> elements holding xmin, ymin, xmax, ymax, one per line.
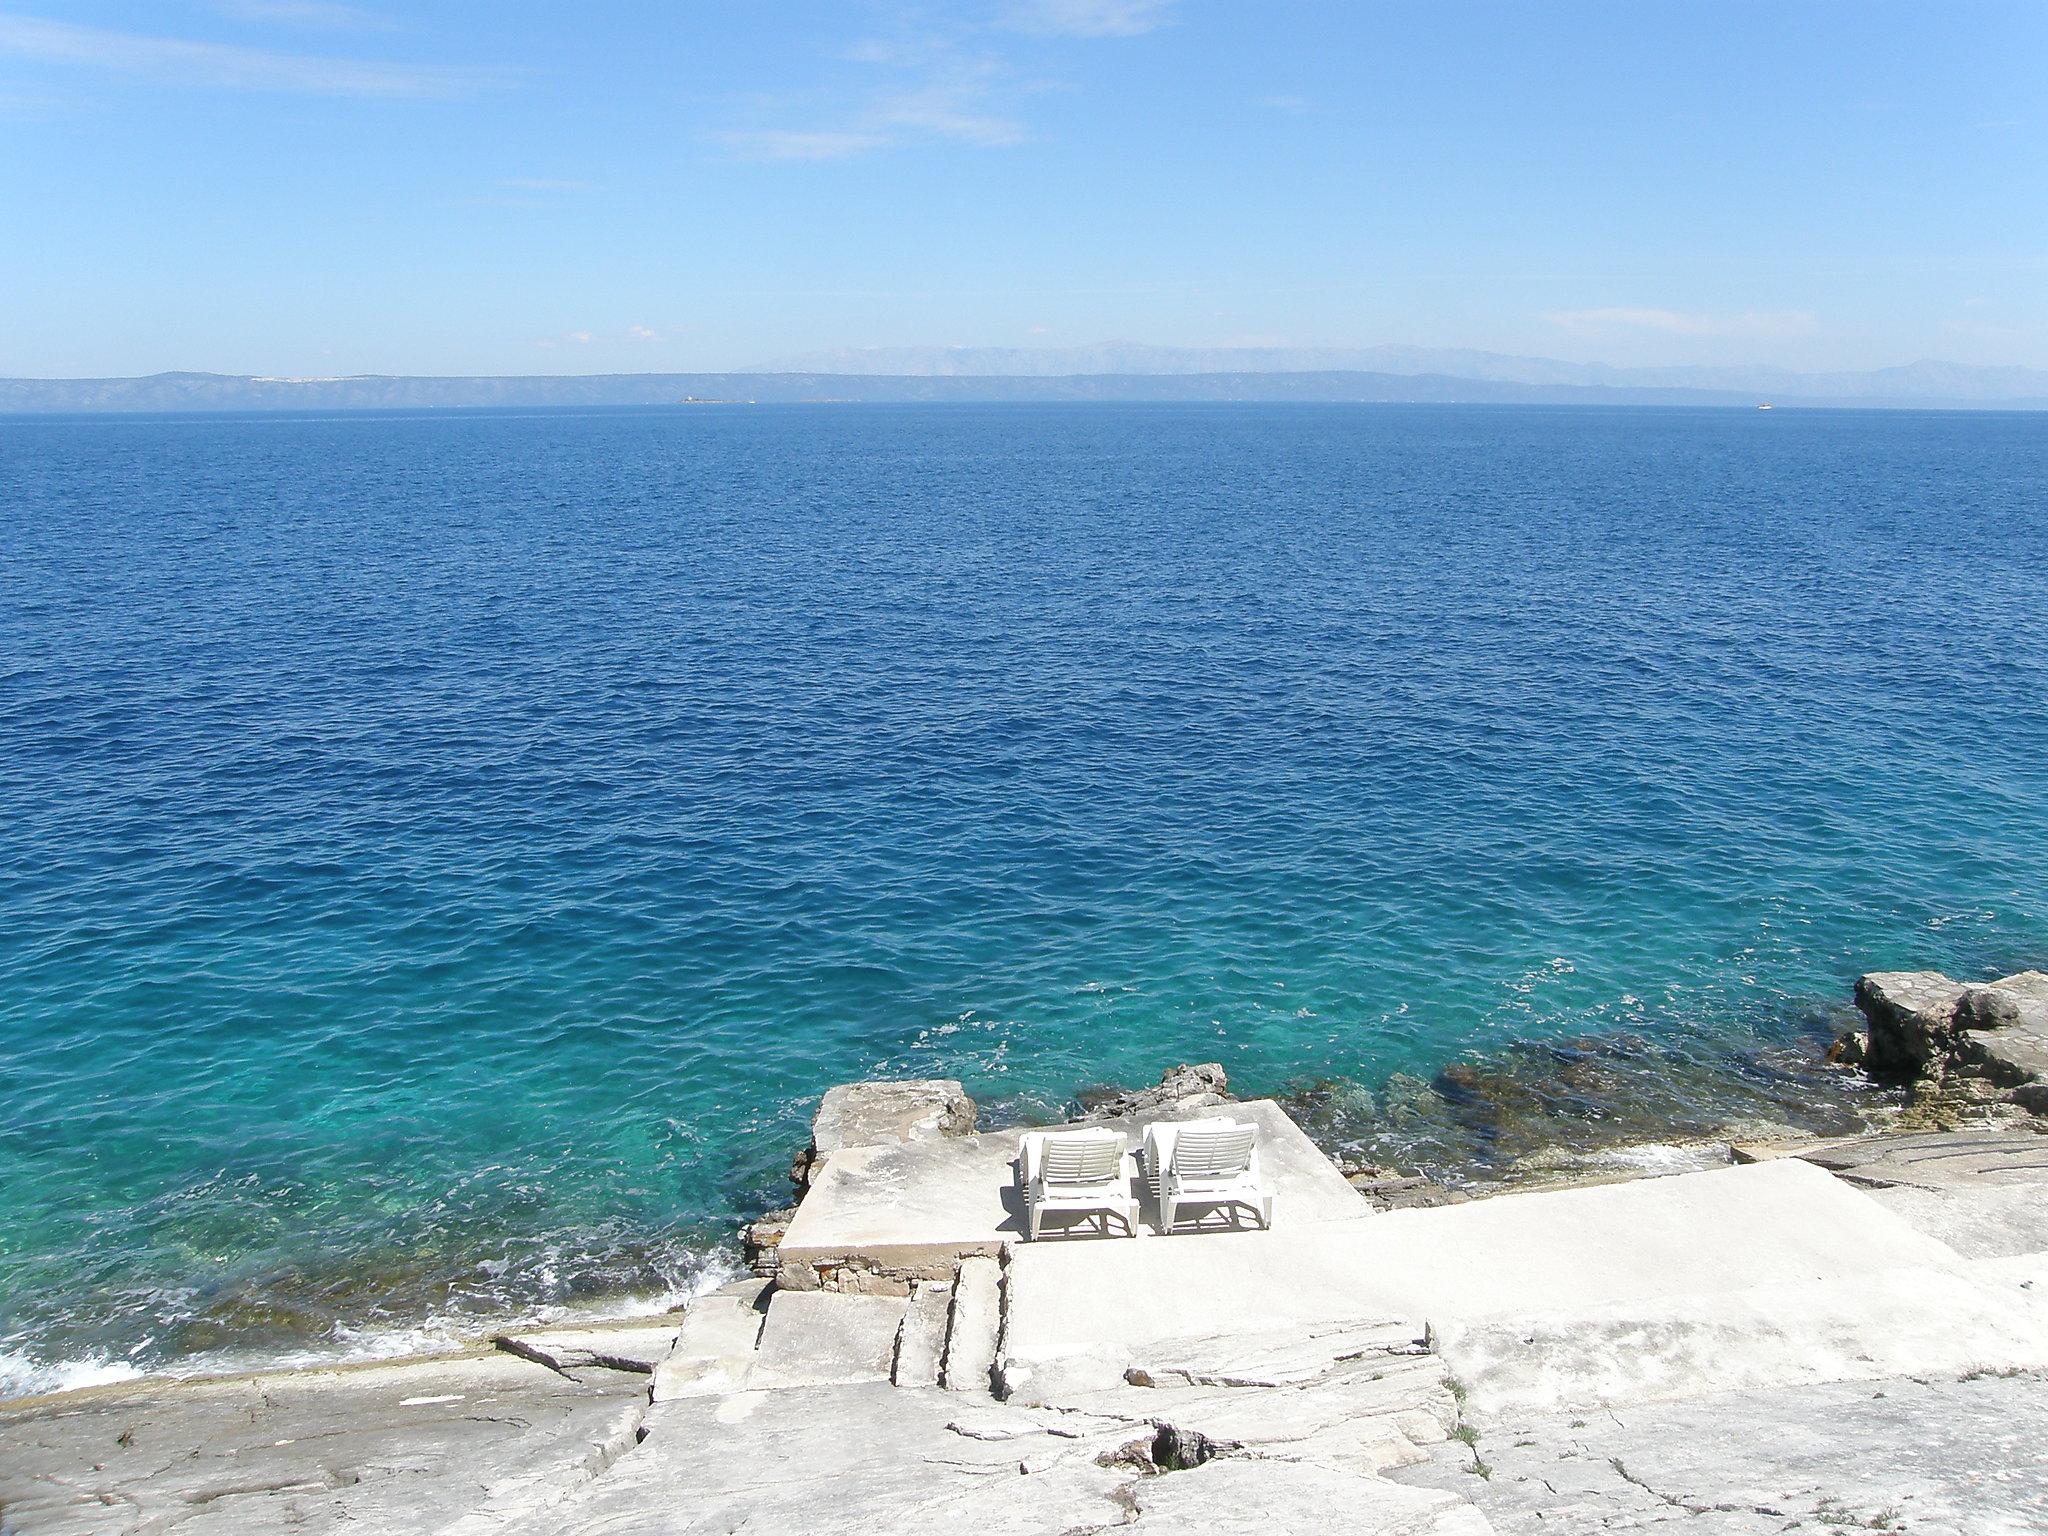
<box><xmin>1075</xmin><ymin>1062</ymin><xmax>1231</xmax><ymax>1121</ymax></box>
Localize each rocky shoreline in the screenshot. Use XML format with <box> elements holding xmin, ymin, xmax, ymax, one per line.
<box><xmin>6</xmin><ymin>968</ymin><xmax>2048</xmax><ymax>1533</ymax></box>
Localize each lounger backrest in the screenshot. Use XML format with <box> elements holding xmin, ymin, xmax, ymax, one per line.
<box><xmin>1170</xmin><ymin>1122</ymin><xmax>1256</xmax><ymax>1180</ymax></box>
<box><xmin>1041</xmin><ymin>1133</ymin><xmax>1123</xmax><ymax>1185</ymax></box>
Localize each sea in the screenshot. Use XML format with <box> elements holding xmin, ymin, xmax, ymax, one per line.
<box><xmin>3</xmin><ymin>402</ymin><xmax>2045</xmax><ymax>1397</ymax></box>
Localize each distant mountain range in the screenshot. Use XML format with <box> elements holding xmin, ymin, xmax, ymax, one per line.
<box><xmin>742</xmin><ymin>343</ymin><xmax>2048</xmax><ymax>405</ymax></box>
<box><xmin>3</xmin><ymin>352</ymin><xmax>2045</xmax><ymax>414</ymax></box>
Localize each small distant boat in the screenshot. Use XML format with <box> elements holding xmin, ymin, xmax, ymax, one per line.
<box><xmin>1756</xmin><ymin>402</ymin><xmax>1774</xmax><ymax>411</ymax></box>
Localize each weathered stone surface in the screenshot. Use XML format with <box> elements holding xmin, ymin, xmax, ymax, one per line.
<box><xmin>748</xmin><ymin>1290</ymin><xmax>908</xmax><ymax>1390</ymax></box>
<box><xmin>1854</xmin><ymin>970</ymin><xmax>1968</xmax><ymax>1078</ymax></box>
<box><xmin>494</xmin><ymin>1321</ymin><xmax>682</xmax><ymax>1376</ymax></box>
<box><xmin>1954</xmin><ymin>973</ymin><xmax>2048</xmax><ymax>1088</ymax></box>
<box><xmin>649</xmin><ymin>1281</ymin><xmax>769</xmax><ymax>1402</ymax></box>
<box><xmin>515</xmin><ymin>1382</ymin><xmax>1147</xmax><ymax>1536</ymax></box>
<box><xmin>1396</xmin><ymin>1369</ymin><xmax>2048</xmax><ymax>1534</ymax></box>
<box><xmin>1121</xmin><ymin>1457</ymin><xmax>1493</xmax><ymax>1535</ymax></box>
<box><xmin>0</xmin><ymin>1353</ymin><xmax>650</xmax><ymax>1536</ymax></box>
<box><xmin>891</xmin><ymin>1279</ymin><xmax>952</xmax><ymax>1387</ymax></box>
<box><xmin>1430</xmin><ymin>1262</ymin><xmax>2048</xmax><ymax>1415</ymax></box>
<box><xmin>1957</xmin><ymin>969</ymin><xmax>2048</xmax><ymax>1029</ymax></box>
<box><xmin>1078</xmin><ymin>1062</ymin><xmax>1231</xmax><ymax>1121</ymax></box>
<box><xmin>1792</xmin><ymin>1126</ymin><xmax>2048</xmax><ymax>1188</ymax></box>
<box><xmin>941</xmin><ymin>1255</ymin><xmax>1002</xmax><ymax>1394</ymax></box>
<box><xmin>787</xmin><ymin>1078</ymin><xmax>979</xmax><ymax>1198</ymax></box>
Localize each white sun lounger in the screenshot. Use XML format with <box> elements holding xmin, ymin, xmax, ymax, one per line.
<box><xmin>1017</xmin><ymin>1128</ymin><xmax>1138</xmax><ymax>1240</ymax></box>
<box><xmin>1142</xmin><ymin>1117</ymin><xmax>1273</xmax><ymax>1234</ymax></box>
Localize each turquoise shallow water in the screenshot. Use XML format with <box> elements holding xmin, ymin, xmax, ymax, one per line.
<box><xmin>3</xmin><ymin>403</ymin><xmax>2046</xmax><ymax>1393</ymax></box>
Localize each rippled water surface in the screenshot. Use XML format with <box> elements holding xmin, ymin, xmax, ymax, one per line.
<box><xmin>3</xmin><ymin>404</ymin><xmax>2046</xmax><ymax>1393</ymax></box>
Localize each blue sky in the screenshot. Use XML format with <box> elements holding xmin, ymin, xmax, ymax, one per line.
<box><xmin>2</xmin><ymin>1</ymin><xmax>2044</xmax><ymax>377</ymax></box>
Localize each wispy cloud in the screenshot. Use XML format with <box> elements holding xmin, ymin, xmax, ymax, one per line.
<box><xmin>1000</xmin><ymin>0</ymin><xmax>1177</xmax><ymax>38</ymax></box>
<box><xmin>212</xmin><ymin>0</ymin><xmax>395</xmax><ymax>30</ymax></box>
<box><xmin>715</xmin><ymin>4</ymin><xmax>1161</xmax><ymax>162</ymax></box>
<box><xmin>0</xmin><ymin>13</ymin><xmax>503</xmax><ymax>98</ymax></box>
<box><xmin>716</xmin><ymin>47</ymin><xmax>1025</xmax><ymax>160</ymax></box>
<box><xmin>1544</xmin><ymin>307</ymin><xmax>1820</xmax><ymax>339</ymax></box>
<box><xmin>715</xmin><ymin>127</ymin><xmax>890</xmax><ymax>161</ymax></box>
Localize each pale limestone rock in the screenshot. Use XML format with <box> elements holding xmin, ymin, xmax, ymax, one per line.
<box><xmin>1396</xmin><ymin>1369</ymin><xmax>2048</xmax><ymax>1535</ymax></box>
<box><xmin>891</xmin><ymin>1279</ymin><xmax>952</xmax><ymax>1387</ymax></box>
<box><xmin>941</xmin><ymin>1255</ymin><xmax>1002</xmax><ymax>1393</ymax></box>
<box><xmin>794</xmin><ymin>1078</ymin><xmax>978</xmax><ymax>1191</ymax></box>
<box><xmin>649</xmin><ymin>1282</ymin><xmax>768</xmax><ymax>1403</ymax></box>
<box><xmin>747</xmin><ymin>1290</ymin><xmax>907</xmax><ymax>1390</ymax></box>
<box><xmin>493</xmin><ymin>1321</ymin><xmax>681</xmax><ymax>1376</ymax></box>
<box><xmin>0</xmin><ymin>1353</ymin><xmax>650</xmax><ymax>1536</ymax></box>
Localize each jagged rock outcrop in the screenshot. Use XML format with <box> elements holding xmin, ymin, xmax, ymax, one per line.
<box><xmin>790</xmin><ymin>1078</ymin><xmax>978</xmax><ymax>1194</ymax></box>
<box><xmin>1853</xmin><ymin>971</ymin><xmax>1969</xmax><ymax>1078</ymax></box>
<box><xmin>1078</xmin><ymin>1062</ymin><xmax>1232</xmax><ymax>1121</ymax></box>
<box><xmin>1853</xmin><ymin>968</ymin><xmax>2048</xmax><ymax>1108</ymax></box>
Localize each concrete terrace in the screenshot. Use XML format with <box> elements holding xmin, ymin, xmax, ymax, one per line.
<box><xmin>775</xmin><ymin>1096</ymin><xmax>1368</xmax><ymax>1291</ymax></box>
<box><xmin>6</xmin><ymin>1079</ymin><xmax>2048</xmax><ymax>1534</ymax></box>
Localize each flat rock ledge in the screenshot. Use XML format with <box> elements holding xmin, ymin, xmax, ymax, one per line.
<box><xmin>1849</xmin><ymin>967</ymin><xmax>2048</xmax><ymax>1108</ymax></box>
<box><xmin>15</xmin><ymin>1066</ymin><xmax>2048</xmax><ymax>1534</ymax></box>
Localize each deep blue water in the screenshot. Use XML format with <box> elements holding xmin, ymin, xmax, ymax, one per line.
<box><xmin>3</xmin><ymin>403</ymin><xmax>2045</xmax><ymax>1394</ymax></box>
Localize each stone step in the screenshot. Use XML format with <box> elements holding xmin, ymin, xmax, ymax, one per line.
<box><xmin>748</xmin><ymin>1291</ymin><xmax>911</xmax><ymax>1390</ymax></box>
<box><xmin>649</xmin><ymin>1281</ymin><xmax>770</xmax><ymax>1403</ymax></box>
<box><xmin>890</xmin><ymin>1280</ymin><xmax>953</xmax><ymax>1387</ymax></box>
<box><xmin>940</xmin><ymin>1255</ymin><xmax>1003</xmax><ymax>1394</ymax></box>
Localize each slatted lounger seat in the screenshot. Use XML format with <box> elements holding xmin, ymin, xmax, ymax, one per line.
<box><xmin>1142</xmin><ymin>1117</ymin><xmax>1273</xmax><ymax>1234</ymax></box>
<box><xmin>1017</xmin><ymin>1128</ymin><xmax>1139</xmax><ymax>1240</ymax></box>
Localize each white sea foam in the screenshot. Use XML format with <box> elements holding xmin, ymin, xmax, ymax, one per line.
<box><xmin>0</xmin><ymin>1258</ymin><xmax>744</xmax><ymax>1403</ymax></box>
<box><xmin>0</xmin><ymin>1349</ymin><xmax>145</xmax><ymax>1399</ymax></box>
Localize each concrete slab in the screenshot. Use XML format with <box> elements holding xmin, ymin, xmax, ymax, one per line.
<box><xmin>891</xmin><ymin>1280</ymin><xmax>952</xmax><ymax>1387</ymax></box>
<box><xmin>941</xmin><ymin>1256</ymin><xmax>1002</xmax><ymax>1394</ymax></box>
<box><xmin>748</xmin><ymin>1291</ymin><xmax>907</xmax><ymax>1390</ymax></box>
<box><xmin>777</xmin><ymin>1098</ymin><xmax>1368</xmax><ymax>1291</ymax></box>
<box><xmin>649</xmin><ymin>1285</ymin><xmax>769</xmax><ymax>1403</ymax></box>
<box><xmin>1001</xmin><ymin>1160</ymin><xmax>1967</xmax><ymax>1395</ymax></box>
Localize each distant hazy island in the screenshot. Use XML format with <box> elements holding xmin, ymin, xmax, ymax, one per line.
<box><xmin>6</xmin><ymin>345</ymin><xmax>2047</xmax><ymax>414</ymax></box>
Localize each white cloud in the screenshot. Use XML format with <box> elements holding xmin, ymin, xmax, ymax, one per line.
<box><xmin>0</xmin><ymin>13</ymin><xmax>502</xmax><ymax>98</ymax></box>
<box><xmin>627</xmin><ymin>325</ymin><xmax>660</xmax><ymax>341</ymax></box>
<box><xmin>1543</xmin><ymin>307</ymin><xmax>1820</xmax><ymax>339</ymax></box>
<box><xmin>871</xmin><ymin>77</ymin><xmax>1025</xmax><ymax>147</ymax></box>
<box><xmin>715</xmin><ymin>127</ymin><xmax>891</xmax><ymax>161</ymax></box>
<box><xmin>717</xmin><ymin>4</ymin><xmax>1163</xmax><ymax>162</ymax></box>
<box><xmin>1001</xmin><ymin>0</ymin><xmax>1176</xmax><ymax>38</ymax></box>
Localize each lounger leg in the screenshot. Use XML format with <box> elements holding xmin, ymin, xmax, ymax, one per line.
<box><xmin>1160</xmin><ymin>1193</ymin><xmax>1176</xmax><ymax>1234</ymax></box>
<box><xmin>1029</xmin><ymin>1205</ymin><xmax>1042</xmax><ymax>1240</ymax></box>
